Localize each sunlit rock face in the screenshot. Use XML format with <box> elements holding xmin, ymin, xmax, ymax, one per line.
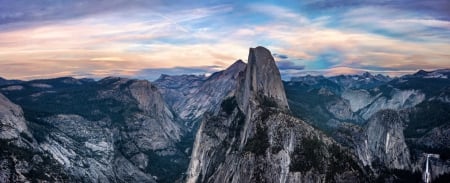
<box><xmin>0</xmin><ymin>93</ymin><xmax>29</xmax><ymax>141</ymax></box>
<box><xmin>237</xmin><ymin>46</ymin><xmax>289</xmax><ymax>112</ymax></box>
<box><xmin>186</xmin><ymin>46</ymin><xmax>369</xmax><ymax>183</ymax></box>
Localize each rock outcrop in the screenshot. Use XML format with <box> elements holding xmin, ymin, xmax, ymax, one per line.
<box><xmin>186</xmin><ymin>46</ymin><xmax>368</xmax><ymax>183</ymax></box>
<box><xmin>356</xmin><ymin>110</ymin><xmax>411</xmax><ymax>170</ymax></box>
<box><xmin>0</xmin><ymin>93</ymin><xmax>70</xmax><ymax>182</ymax></box>
<box><xmin>238</xmin><ymin>47</ymin><xmax>289</xmax><ymax>111</ymax></box>
<box><xmin>0</xmin><ymin>94</ymin><xmax>30</xmax><ymax>142</ymax></box>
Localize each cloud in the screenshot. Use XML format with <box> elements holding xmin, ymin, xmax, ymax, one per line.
<box><xmin>300</xmin><ymin>0</ymin><xmax>450</xmax><ymax>20</ymax></box>
<box><xmin>0</xmin><ymin>1</ymin><xmax>449</xmax><ymax>80</ymax></box>
<box><xmin>276</xmin><ymin>60</ymin><xmax>305</xmax><ymax>70</ymax></box>
<box><xmin>247</xmin><ymin>3</ymin><xmax>309</xmax><ymax>23</ymax></box>
<box><xmin>273</xmin><ymin>53</ymin><xmax>289</xmax><ymax>59</ymax></box>
<box><xmin>90</xmin><ymin>57</ymin><xmax>124</xmax><ymax>61</ymax></box>
<box><xmin>251</xmin><ymin>21</ymin><xmax>450</xmax><ymax>72</ymax></box>
<box><xmin>0</xmin><ymin>1</ymin><xmax>212</xmax><ymax>26</ymax></box>
<box><xmin>335</xmin><ymin>6</ymin><xmax>450</xmax><ymax>42</ymax></box>
<box><xmin>0</xmin><ymin>3</ymin><xmax>245</xmax><ymax>80</ymax></box>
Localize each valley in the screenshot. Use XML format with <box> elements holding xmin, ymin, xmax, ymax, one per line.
<box><xmin>1</xmin><ymin>47</ymin><xmax>449</xmax><ymax>182</ymax></box>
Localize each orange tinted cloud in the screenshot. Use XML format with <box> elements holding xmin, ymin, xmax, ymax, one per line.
<box><xmin>0</xmin><ymin>3</ymin><xmax>449</xmax><ymax>80</ymax></box>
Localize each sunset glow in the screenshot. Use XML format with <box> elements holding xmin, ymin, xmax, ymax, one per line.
<box><xmin>1</xmin><ymin>0</ymin><xmax>449</xmax><ymax>80</ymax></box>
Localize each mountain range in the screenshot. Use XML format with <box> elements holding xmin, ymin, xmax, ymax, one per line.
<box><xmin>1</xmin><ymin>47</ymin><xmax>449</xmax><ymax>182</ymax></box>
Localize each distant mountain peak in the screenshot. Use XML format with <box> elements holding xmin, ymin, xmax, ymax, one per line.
<box><xmin>0</xmin><ymin>77</ymin><xmax>22</xmax><ymax>86</ymax></box>
<box><xmin>231</xmin><ymin>59</ymin><xmax>245</xmax><ymax>66</ymax></box>
<box><xmin>362</xmin><ymin>71</ymin><xmax>372</xmax><ymax>77</ymax></box>
<box><xmin>414</xmin><ymin>69</ymin><xmax>429</xmax><ymax>76</ymax></box>
<box><xmin>406</xmin><ymin>69</ymin><xmax>449</xmax><ymax>79</ymax></box>
<box><xmin>223</xmin><ymin>59</ymin><xmax>246</xmax><ymax>75</ymax></box>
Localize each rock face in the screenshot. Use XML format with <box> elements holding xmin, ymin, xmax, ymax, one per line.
<box><xmin>0</xmin><ymin>93</ymin><xmax>70</xmax><ymax>182</ymax></box>
<box><xmin>356</xmin><ymin>110</ymin><xmax>411</xmax><ymax>170</ymax></box>
<box><xmin>155</xmin><ymin>60</ymin><xmax>246</xmax><ymax>130</ymax></box>
<box><xmin>186</xmin><ymin>46</ymin><xmax>368</xmax><ymax>183</ymax></box>
<box><xmin>154</xmin><ymin>74</ymin><xmax>207</xmax><ymax>124</ymax></box>
<box><xmin>238</xmin><ymin>47</ymin><xmax>289</xmax><ymax>111</ymax></box>
<box><xmin>0</xmin><ymin>94</ymin><xmax>29</xmax><ymax>142</ymax></box>
<box><xmin>358</xmin><ymin>89</ymin><xmax>425</xmax><ymax>120</ymax></box>
<box><xmin>0</xmin><ymin>77</ymin><xmax>186</xmax><ymax>183</ymax></box>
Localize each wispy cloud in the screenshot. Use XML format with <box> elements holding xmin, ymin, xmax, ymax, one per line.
<box><xmin>0</xmin><ymin>1</ymin><xmax>449</xmax><ymax>79</ymax></box>
<box><xmin>276</xmin><ymin>60</ymin><xmax>305</xmax><ymax>70</ymax></box>
<box><xmin>337</xmin><ymin>6</ymin><xmax>450</xmax><ymax>42</ymax></box>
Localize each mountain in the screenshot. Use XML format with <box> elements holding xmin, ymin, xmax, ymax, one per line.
<box><xmin>0</xmin><ymin>77</ymin><xmax>22</xmax><ymax>86</ymax></box>
<box><xmin>328</xmin><ymin>72</ymin><xmax>391</xmax><ymax>89</ymax></box>
<box><xmin>0</xmin><ymin>77</ymin><xmax>187</xmax><ymax>182</ymax></box>
<box><xmin>1</xmin><ymin>48</ymin><xmax>449</xmax><ymax>182</ymax></box>
<box><xmin>186</xmin><ymin>46</ymin><xmax>369</xmax><ymax>183</ymax></box>
<box><xmin>285</xmin><ymin>69</ymin><xmax>450</xmax><ymax>182</ymax></box>
<box><xmin>154</xmin><ymin>60</ymin><xmax>246</xmax><ymax>130</ymax></box>
<box><xmin>410</xmin><ymin>69</ymin><xmax>450</xmax><ymax>79</ymax></box>
<box><xmin>291</xmin><ymin>72</ymin><xmax>391</xmax><ymax>90</ymax></box>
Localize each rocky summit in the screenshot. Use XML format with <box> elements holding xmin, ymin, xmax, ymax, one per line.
<box><xmin>238</xmin><ymin>47</ymin><xmax>289</xmax><ymax>111</ymax></box>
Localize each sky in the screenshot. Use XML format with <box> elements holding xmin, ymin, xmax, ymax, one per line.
<box><xmin>0</xmin><ymin>0</ymin><xmax>449</xmax><ymax>80</ymax></box>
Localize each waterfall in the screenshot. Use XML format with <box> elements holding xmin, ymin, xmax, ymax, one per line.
<box><xmin>425</xmin><ymin>154</ymin><xmax>431</xmax><ymax>183</ymax></box>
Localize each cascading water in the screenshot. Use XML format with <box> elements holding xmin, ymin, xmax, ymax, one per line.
<box><xmin>425</xmin><ymin>154</ymin><xmax>431</xmax><ymax>183</ymax></box>
<box><xmin>423</xmin><ymin>153</ymin><xmax>440</xmax><ymax>183</ymax></box>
